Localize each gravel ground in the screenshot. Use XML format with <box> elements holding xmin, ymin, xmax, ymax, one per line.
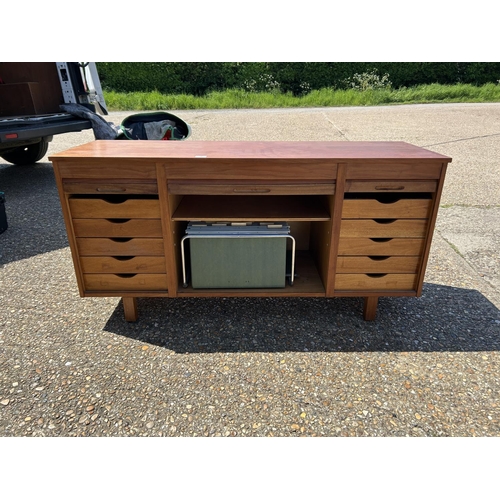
<box><xmin>1</xmin><ymin>103</ymin><xmax>499</xmax><ymax>438</ymax></box>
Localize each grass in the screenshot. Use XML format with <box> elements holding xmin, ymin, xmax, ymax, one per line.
<box><xmin>103</xmin><ymin>83</ymin><xmax>500</xmax><ymax>111</ymax></box>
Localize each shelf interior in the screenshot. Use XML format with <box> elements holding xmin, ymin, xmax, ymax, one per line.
<box><xmin>177</xmin><ymin>250</ymin><xmax>326</xmax><ymax>296</ymax></box>
<box><xmin>171</xmin><ymin>195</ymin><xmax>331</xmax><ymax>222</ymax></box>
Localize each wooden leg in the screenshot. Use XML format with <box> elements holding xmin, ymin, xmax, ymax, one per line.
<box><xmin>363</xmin><ymin>296</ymin><xmax>379</xmax><ymax>321</ymax></box>
<box><xmin>123</xmin><ymin>297</ymin><xmax>138</xmax><ymax>322</ymax></box>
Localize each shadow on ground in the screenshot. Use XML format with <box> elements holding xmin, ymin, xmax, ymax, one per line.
<box><xmin>3</xmin><ymin>161</ymin><xmax>499</xmax><ymax>354</ymax></box>
<box><xmin>0</xmin><ymin>162</ymin><xmax>68</xmax><ymax>265</ymax></box>
<box><xmin>103</xmin><ymin>284</ymin><xmax>500</xmax><ymax>353</ymax></box>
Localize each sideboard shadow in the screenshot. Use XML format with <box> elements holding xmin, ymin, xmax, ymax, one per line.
<box><xmin>103</xmin><ymin>283</ymin><xmax>500</xmax><ymax>353</ymax></box>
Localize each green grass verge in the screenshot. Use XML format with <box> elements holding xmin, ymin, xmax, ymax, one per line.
<box><xmin>103</xmin><ymin>83</ymin><xmax>500</xmax><ymax>111</ymax></box>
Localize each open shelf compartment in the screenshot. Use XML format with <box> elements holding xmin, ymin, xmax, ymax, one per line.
<box><xmin>171</xmin><ymin>195</ymin><xmax>331</xmax><ymax>222</ymax></box>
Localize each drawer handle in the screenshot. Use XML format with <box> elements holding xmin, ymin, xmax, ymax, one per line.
<box><xmin>373</xmin><ymin>218</ymin><xmax>396</xmax><ymax>225</ymax></box>
<box><xmin>102</xmin><ymin>196</ymin><xmax>127</xmax><ymax>204</ymax></box>
<box><xmin>110</xmin><ymin>237</ymin><xmax>132</xmax><ymax>243</ymax></box>
<box><xmin>370</xmin><ymin>238</ymin><xmax>392</xmax><ymax>243</ymax></box>
<box><xmin>112</xmin><ymin>256</ymin><xmax>134</xmax><ymax>261</ymax></box>
<box><xmin>377</xmin><ymin>198</ymin><xmax>399</xmax><ymax>204</ymax></box>
<box><xmin>107</xmin><ymin>218</ymin><xmax>131</xmax><ymax>224</ymax></box>
<box><xmin>233</xmin><ymin>188</ymin><xmax>271</xmax><ymax>193</ymax></box>
<box><xmin>115</xmin><ymin>273</ymin><xmax>137</xmax><ymax>278</ymax></box>
<box><xmin>368</xmin><ymin>256</ymin><xmax>390</xmax><ymax>261</ymax></box>
<box><xmin>97</xmin><ymin>187</ymin><xmax>127</xmax><ymax>192</ymax></box>
<box><xmin>366</xmin><ymin>273</ymin><xmax>388</xmax><ymax>278</ymax></box>
<box><xmin>375</xmin><ymin>186</ymin><xmax>404</xmax><ymax>191</ymax></box>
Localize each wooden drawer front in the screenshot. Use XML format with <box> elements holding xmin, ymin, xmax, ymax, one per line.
<box><xmin>342</xmin><ymin>198</ymin><xmax>432</xmax><ymax>219</ymax></box>
<box><xmin>336</xmin><ymin>256</ymin><xmax>420</xmax><ymax>274</ymax></box>
<box><xmin>340</xmin><ymin>219</ymin><xmax>428</xmax><ymax>238</ymax></box>
<box><xmin>338</xmin><ymin>238</ymin><xmax>425</xmax><ymax>256</ymax></box>
<box><xmin>164</xmin><ymin>159</ymin><xmax>337</xmax><ymax>180</ymax></box>
<box><xmin>80</xmin><ymin>256</ymin><xmax>166</xmax><ymax>274</ymax></box>
<box><xmin>83</xmin><ymin>273</ymin><xmax>168</xmax><ymax>292</ymax></box>
<box><xmin>77</xmin><ymin>238</ymin><xmax>164</xmax><ymax>256</ymax></box>
<box><xmin>57</xmin><ymin>161</ymin><xmax>157</xmax><ymax>180</ymax></box>
<box><xmin>345</xmin><ymin>162</ymin><xmax>442</xmax><ymax>180</ymax></box>
<box><xmin>69</xmin><ymin>197</ymin><xmax>160</xmax><ymax>219</ymax></box>
<box><xmin>335</xmin><ymin>273</ymin><xmax>417</xmax><ymax>291</ymax></box>
<box><xmin>73</xmin><ymin>219</ymin><xmax>162</xmax><ymax>238</ymax></box>
<box><xmin>345</xmin><ymin>181</ymin><xmax>437</xmax><ymax>193</ymax></box>
<box><xmin>63</xmin><ymin>181</ymin><xmax>158</xmax><ymax>195</ymax></box>
<box><xmin>168</xmin><ymin>181</ymin><xmax>335</xmax><ymax>195</ymax></box>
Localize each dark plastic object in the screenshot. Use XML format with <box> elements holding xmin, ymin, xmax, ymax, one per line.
<box><xmin>120</xmin><ymin>112</ymin><xmax>191</xmax><ymax>140</ymax></box>
<box><xmin>0</xmin><ymin>191</ymin><xmax>7</xmax><ymax>234</ymax></box>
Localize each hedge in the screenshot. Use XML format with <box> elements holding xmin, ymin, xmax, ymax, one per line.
<box><xmin>95</xmin><ymin>62</ymin><xmax>500</xmax><ymax>96</ymax></box>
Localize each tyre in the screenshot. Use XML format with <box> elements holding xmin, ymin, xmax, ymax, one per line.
<box><xmin>0</xmin><ymin>139</ymin><xmax>49</xmax><ymax>165</ymax></box>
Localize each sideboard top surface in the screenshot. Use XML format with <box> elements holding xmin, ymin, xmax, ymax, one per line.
<box><xmin>49</xmin><ymin>140</ymin><xmax>452</xmax><ymax>163</ymax></box>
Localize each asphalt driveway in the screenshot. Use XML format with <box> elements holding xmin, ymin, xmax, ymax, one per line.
<box><xmin>1</xmin><ymin>103</ymin><xmax>499</xmax><ymax>437</ymax></box>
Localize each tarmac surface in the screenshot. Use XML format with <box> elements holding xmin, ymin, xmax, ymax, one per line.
<box><xmin>0</xmin><ymin>103</ymin><xmax>499</xmax><ymax>437</ymax></box>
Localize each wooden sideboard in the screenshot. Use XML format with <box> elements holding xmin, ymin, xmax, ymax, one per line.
<box><xmin>49</xmin><ymin>141</ymin><xmax>451</xmax><ymax>321</ymax></box>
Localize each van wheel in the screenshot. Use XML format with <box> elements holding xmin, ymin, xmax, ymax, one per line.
<box><xmin>0</xmin><ymin>139</ymin><xmax>49</xmax><ymax>165</ymax></box>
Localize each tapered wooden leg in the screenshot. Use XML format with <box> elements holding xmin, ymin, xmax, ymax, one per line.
<box><xmin>123</xmin><ymin>297</ymin><xmax>138</xmax><ymax>322</ymax></box>
<box><xmin>363</xmin><ymin>296</ymin><xmax>379</xmax><ymax>321</ymax></box>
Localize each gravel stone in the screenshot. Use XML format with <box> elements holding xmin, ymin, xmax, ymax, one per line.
<box><xmin>1</xmin><ymin>104</ymin><xmax>499</xmax><ymax>437</ymax></box>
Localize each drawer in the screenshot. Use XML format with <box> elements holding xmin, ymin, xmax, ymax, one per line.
<box><xmin>76</xmin><ymin>238</ymin><xmax>165</xmax><ymax>256</ymax></box>
<box><xmin>57</xmin><ymin>161</ymin><xmax>157</xmax><ymax>180</ymax></box>
<box><xmin>168</xmin><ymin>181</ymin><xmax>335</xmax><ymax>195</ymax></box>
<box><xmin>335</xmin><ymin>273</ymin><xmax>418</xmax><ymax>291</ymax></box>
<box><xmin>69</xmin><ymin>196</ymin><xmax>160</xmax><ymax>219</ymax></box>
<box><xmin>83</xmin><ymin>273</ymin><xmax>168</xmax><ymax>291</ymax></box>
<box><xmin>345</xmin><ymin>181</ymin><xmax>437</xmax><ymax>193</ymax></box>
<box><xmin>342</xmin><ymin>198</ymin><xmax>432</xmax><ymax>219</ymax></box>
<box><xmin>73</xmin><ymin>218</ymin><xmax>162</xmax><ymax>238</ymax></box>
<box><xmin>336</xmin><ymin>256</ymin><xmax>420</xmax><ymax>274</ymax></box>
<box><xmin>164</xmin><ymin>159</ymin><xmax>337</xmax><ymax>180</ymax></box>
<box><xmin>338</xmin><ymin>238</ymin><xmax>425</xmax><ymax>256</ymax></box>
<box><xmin>63</xmin><ymin>181</ymin><xmax>158</xmax><ymax>195</ymax></box>
<box><xmin>340</xmin><ymin>219</ymin><xmax>428</xmax><ymax>238</ymax></box>
<box><xmin>80</xmin><ymin>256</ymin><xmax>166</xmax><ymax>274</ymax></box>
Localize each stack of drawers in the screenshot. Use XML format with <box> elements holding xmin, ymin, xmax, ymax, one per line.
<box><xmin>66</xmin><ymin>183</ymin><xmax>168</xmax><ymax>294</ymax></box>
<box><xmin>335</xmin><ymin>182</ymin><xmax>435</xmax><ymax>292</ymax></box>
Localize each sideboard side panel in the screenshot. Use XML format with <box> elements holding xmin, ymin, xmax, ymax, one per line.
<box><xmin>52</xmin><ymin>160</ymin><xmax>86</xmax><ymax>296</ymax></box>
<box><xmin>415</xmin><ymin>162</ymin><xmax>449</xmax><ymax>295</ymax></box>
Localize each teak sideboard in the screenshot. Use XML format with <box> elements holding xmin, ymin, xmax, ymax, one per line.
<box><xmin>49</xmin><ymin>141</ymin><xmax>452</xmax><ymax>322</ymax></box>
